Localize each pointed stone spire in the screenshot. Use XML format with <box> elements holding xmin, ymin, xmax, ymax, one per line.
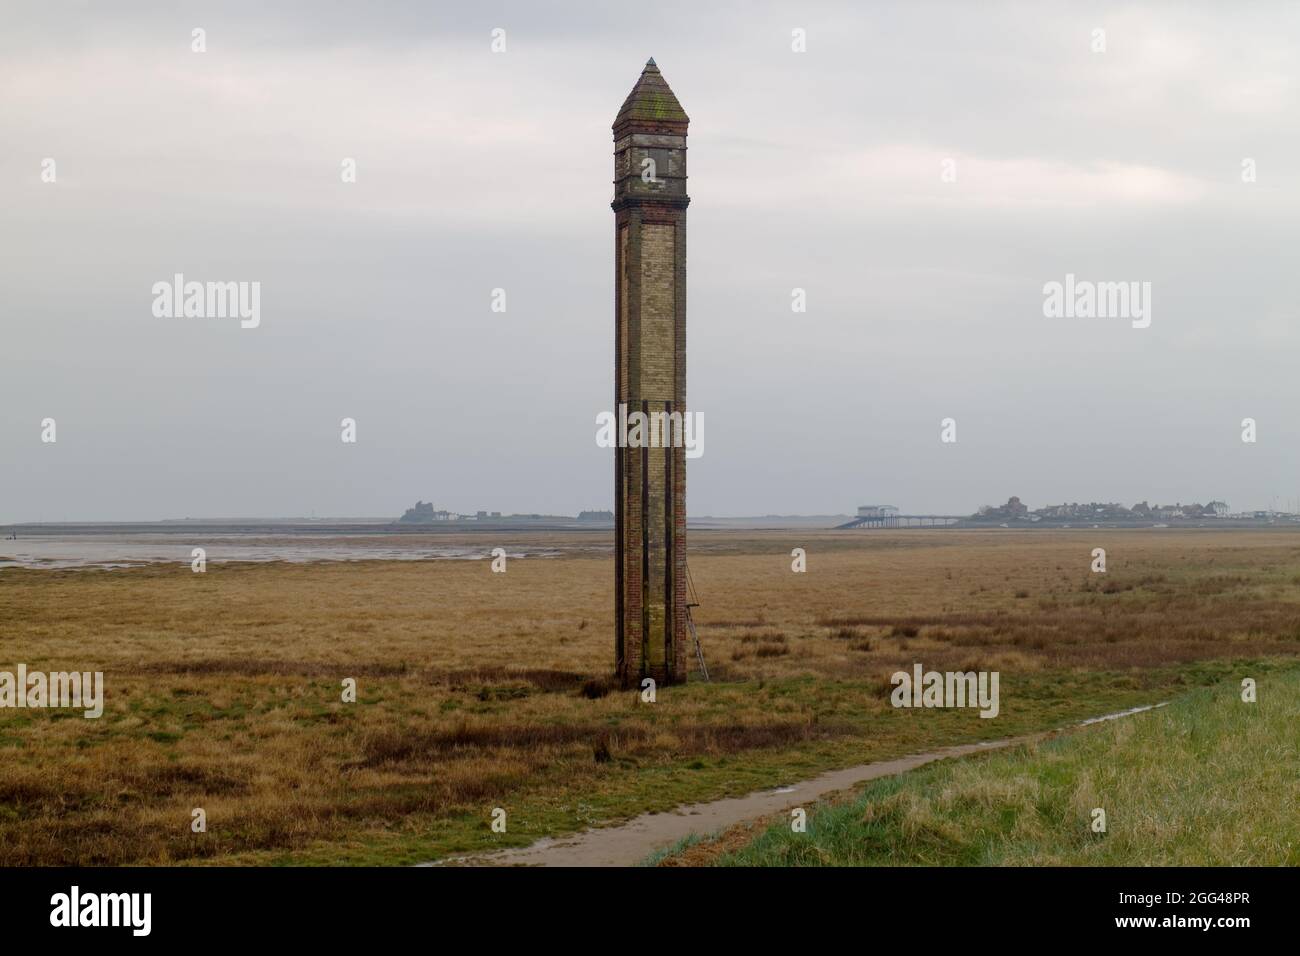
<box><xmin>613</xmin><ymin>58</ymin><xmax>689</xmax><ymax>134</ymax></box>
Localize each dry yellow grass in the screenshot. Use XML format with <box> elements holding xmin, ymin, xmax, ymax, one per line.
<box><xmin>1</xmin><ymin>529</ymin><xmax>1298</xmax><ymax>864</ymax></box>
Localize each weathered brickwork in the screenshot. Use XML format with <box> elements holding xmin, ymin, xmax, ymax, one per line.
<box><xmin>613</xmin><ymin>60</ymin><xmax>690</xmax><ymax>687</ymax></box>
<box><xmin>639</xmin><ymin>224</ymin><xmax>676</xmax><ymax>400</ymax></box>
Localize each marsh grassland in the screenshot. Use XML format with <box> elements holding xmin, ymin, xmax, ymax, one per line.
<box><xmin>668</xmin><ymin>670</ymin><xmax>1300</xmax><ymax>866</ymax></box>
<box><xmin>2</xmin><ymin>529</ymin><xmax>1298</xmax><ymax>865</ymax></box>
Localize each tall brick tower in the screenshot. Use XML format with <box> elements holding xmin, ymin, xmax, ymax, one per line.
<box><xmin>613</xmin><ymin>58</ymin><xmax>690</xmax><ymax>687</ymax></box>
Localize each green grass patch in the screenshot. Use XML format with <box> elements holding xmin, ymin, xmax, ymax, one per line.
<box><xmin>703</xmin><ymin>668</ymin><xmax>1300</xmax><ymax>866</ymax></box>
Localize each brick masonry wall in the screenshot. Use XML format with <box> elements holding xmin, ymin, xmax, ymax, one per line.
<box><xmin>640</xmin><ymin>223</ymin><xmax>673</xmax><ymax>677</ymax></box>
<box><xmin>639</xmin><ymin>224</ymin><xmax>676</xmax><ymax>401</ymax></box>
<box><xmin>614</xmin><ymin>131</ymin><xmax>688</xmax><ymax>687</ymax></box>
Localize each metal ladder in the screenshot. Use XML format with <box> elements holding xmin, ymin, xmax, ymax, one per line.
<box><xmin>686</xmin><ymin>562</ymin><xmax>709</xmax><ymax>681</ymax></box>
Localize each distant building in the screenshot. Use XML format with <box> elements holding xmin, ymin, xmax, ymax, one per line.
<box><xmin>857</xmin><ymin>505</ymin><xmax>900</xmax><ymax>518</ymax></box>
<box><xmin>398</xmin><ymin>501</ymin><xmax>454</xmax><ymax>523</ymax></box>
<box><xmin>1207</xmin><ymin>500</ymin><xmax>1230</xmax><ymax>516</ymax></box>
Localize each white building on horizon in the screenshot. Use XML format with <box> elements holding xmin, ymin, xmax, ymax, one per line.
<box><xmin>857</xmin><ymin>505</ymin><xmax>900</xmax><ymax>518</ymax></box>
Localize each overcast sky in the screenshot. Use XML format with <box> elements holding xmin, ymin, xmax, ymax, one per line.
<box><xmin>3</xmin><ymin>1</ymin><xmax>1299</xmax><ymax>522</ymax></box>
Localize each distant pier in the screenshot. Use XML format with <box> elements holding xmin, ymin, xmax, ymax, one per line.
<box><xmin>835</xmin><ymin>514</ymin><xmax>966</xmax><ymax>529</ymax></box>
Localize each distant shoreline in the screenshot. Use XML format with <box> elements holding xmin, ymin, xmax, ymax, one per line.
<box><xmin>3</xmin><ymin>517</ymin><xmax>1300</xmax><ymax>536</ymax></box>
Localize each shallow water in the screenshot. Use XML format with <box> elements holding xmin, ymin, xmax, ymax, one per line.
<box><xmin>0</xmin><ymin>534</ymin><xmax>558</xmax><ymax>570</ymax></box>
